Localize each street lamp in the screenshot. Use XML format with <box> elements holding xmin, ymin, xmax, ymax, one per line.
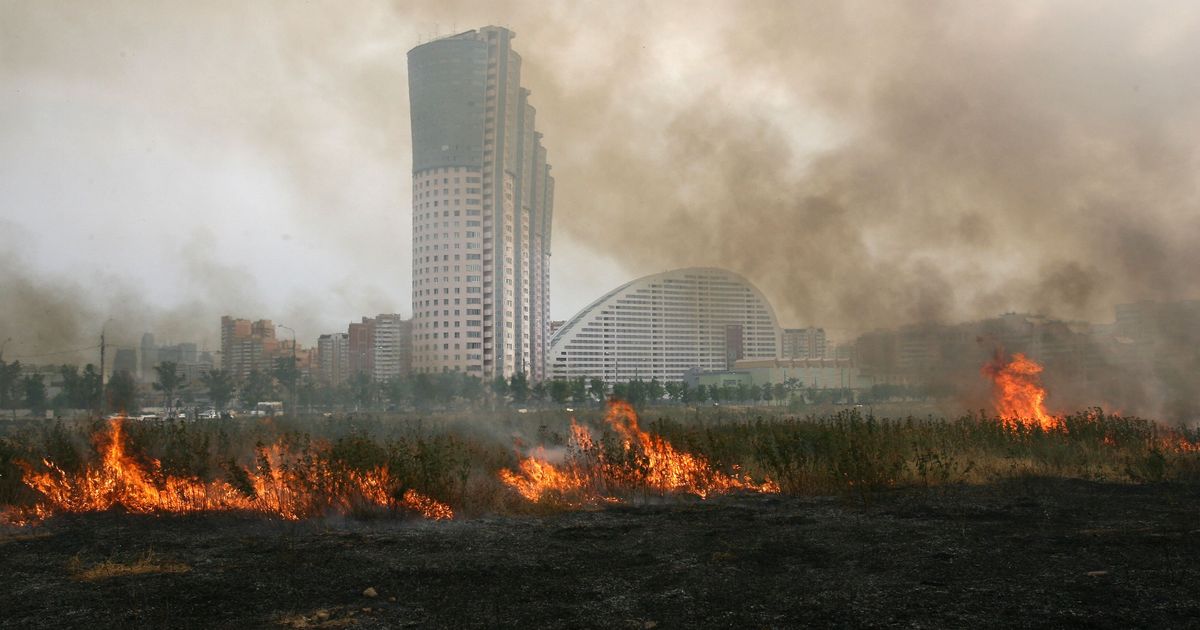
<box><xmin>277</xmin><ymin>324</ymin><xmax>298</xmax><ymax>416</ymax></box>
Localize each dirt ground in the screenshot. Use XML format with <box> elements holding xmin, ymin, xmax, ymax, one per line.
<box><xmin>2</xmin><ymin>478</ymin><xmax>1199</xmax><ymax>629</ymax></box>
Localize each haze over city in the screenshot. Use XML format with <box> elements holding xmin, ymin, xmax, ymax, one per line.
<box><xmin>4</xmin><ymin>1</ymin><xmax>1199</xmax><ymax>360</ymax></box>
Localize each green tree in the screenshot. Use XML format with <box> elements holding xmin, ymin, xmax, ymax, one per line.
<box><xmin>693</xmin><ymin>384</ymin><xmax>708</xmax><ymax>404</ymax></box>
<box><xmin>530</xmin><ymin>381</ymin><xmax>547</xmax><ymax>406</ymax></box>
<box><xmin>772</xmin><ymin>382</ymin><xmax>787</xmax><ymax>406</ymax></box>
<box><xmin>588</xmin><ymin>378</ymin><xmax>606</xmax><ymax>405</ymax></box>
<box><xmin>349</xmin><ymin>371</ymin><xmax>375</xmax><ymax>410</ymax></box>
<box><xmin>58</xmin><ymin>364</ymin><xmax>103</xmax><ymax>413</ymax></box>
<box><xmin>107</xmin><ymin>370</ymin><xmax>138</xmax><ymax>413</ymax></box>
<box><xmin>664</xmin><ymin>381</ymin><xmax>683</xmax><ymax>403</ymax></box>
<box><xmin>385</xmin><ymin>377</ymin><xmax>412</xmax><ymax>410</ymax></box>
<box><xmin>272</xmin><ymin>357</ymin><xmax>300</xmax><ymax>412</ymax></box>
<box><xmin>201</xmin><ymin>369</ymin><xmax>235</xmax><ymax>411</ymax></box>
<box><xmin>297</xmin><ymin>376</ymin><xmax>317</xmax><ymax>413</ymax></box>
<box><xmin>412</xmin><ymin>373</ymin><xmax>435</xmax><ymax>409</ymax></box>
<box><xmin>490</xmin><ymin>375</ymin><xmax>508</xmax><ymax>409</ymax></box>
<box><xmin>550</xmin><ymin>379</ymin><xmax>571</xmax><ymax>404</ymax></box>
<box><xmin>509</xmin><ymin>373</ymin><xmax>529</xmax><ymax>405</ymax></box>
<box><xmin>0</xmin><ymin>360</ymin><xmax>21</xmax><ymax>418</ymax></box>
<box><xmin>570</xmin><ymin>377</ymin><xmax>588</xmax><ymax>405</ymax></box>
<box><xmin>647</xmin><ymin>378</ymin><xmax>665</xmax><ymax>403</ymax></box>
<box><xmin>153</xmin><ymin>361</ymin><xmax>187</xmax><ymax>412</ymax></box>
<box><xmin>22</xmin><ymin>372</ymin><xmax>47</xmax><ymax>416</ymax></box>
<box><xmin>240</xmin><ymin>369</ymin><xmax>276</xmax><ymax>408</ymax></box>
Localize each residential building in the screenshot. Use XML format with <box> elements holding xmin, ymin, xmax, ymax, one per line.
<box><xmin>371</xmin><ymin>314</ymin><xmax>412</xmax><ymax>381</ymax></box>
<box><xmin>549</xmin><ymin>267</ymin><xmax>782</xmax><ymax>384</ymax></box>
<box><xmin>317</xmin><ymin>333</ymin><xmax>350</xmax><ymax>385</ymax></box>
<box><xmin>781</xmin><ymin>327</ymin><xmax>827</xmax><ymax>360</ymax></box>
<box><xmin>408</xmin><ymin>26</ymin><xmax>554</xmax><ymax>379</ymax></box>
<box><xmin>220</xmin><ymin>316</ymin><xmax>280</xmax><ymax>379</ymax></box>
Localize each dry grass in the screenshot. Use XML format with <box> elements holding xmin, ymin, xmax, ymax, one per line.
<box><xmin>68</xmin><ymin>550</ymin><xmax>191</xmax><ymax>581</ymax></box>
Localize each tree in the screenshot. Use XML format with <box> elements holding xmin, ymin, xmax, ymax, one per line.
<box><xmin>153</xmin><ymin>362</ymin><xmax>187</xmax><ymax>412</ymax></box>
<box><xmin>508</xmin><ymin>373</ymin><xmax>529</xmax><ymax>405</ymax></box>
<box><xmin>385</xmin><ymin>377</ymin><xmax>412</xmax><ymax>410</ymax></box>
<box><xmin>272</xmin><ymin>357</ymin><xmax>300</xmax><ymax>412</ymax></box>
<box><xmin>772</xmin><ymin>383</ymin><xmax>787</xmax><ymax>406</ymax></box>
<box><xmin>570</xmin><ymin>377</ymin><xmax>588</xmax><ymax>405</ymax></box>
<box><xmin>200</xmin><ymin>369</ymin><xmax>235</xmax><ymax>411</ymax></box>
<box><xmin>57</xmin><ymin>364</ymin><xmax>102</xmax><ymax>413</ymax></box>
<box><xmin>588</xmin><ymin>378</ymin><xmax>606</xmax><ymax>405</ymax></box>
<box><xmin>530</xmin><ymin>381</ymin><xmax>547</xmax><ymax>406</ymax></box>
<box><xmin>664</xmin><ymin>381</ymin><xmax>683</xmax><ymax>403</ymax></box>
<box><xmin>107</xmin><ymin>370</ymin><xmax>138</xmax><ymax>413</ymax></box>
<box><xmin>0</xmin><ymin>360</ymin><xmax>21</xmax><ymax>418</ymax></box>
<box><xmin>22</xmin><ymin>372</ymin><xmax>47</xmax><ymax>416</ymax></box>
<box><xmin>412</xmin><ymin>373</ymin><xmax>435</xmax><ymax>409</ymax></box>
<box><xmin>240</xmin><ymin>369</ymin><xmax>276</xmax><ymax>408</ymax></box>
<box><xmin>693</xmin><ymin>384</ymin><xmax>709</xmax><ymax>404</ymax></box>
<box><xmin>647</xmin><ymin>378</ymin><xmax>665</xmax><ymax>403</ymax></box>
<box><xmin>490</xmin><ymin>375</ymin><xmax>508</xmax><ymax>409</ymax></box>
<box><xmin>349</xmin><ymin>371</ymin><xmax>375</xmax><ymax>410</ymax></box>
<box><xmin>550</xmin><ymin>379</ymin><xmax>571</xmax><ymax>405</ymax></box>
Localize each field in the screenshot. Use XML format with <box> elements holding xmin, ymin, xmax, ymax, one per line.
<box><xmin>2</xmin><ymin>405</ymin><xmax>1199</xmax><ymax>627</ymax></box>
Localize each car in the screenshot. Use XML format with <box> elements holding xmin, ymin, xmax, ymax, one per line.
<box><xmin>137</xmin><ymin>414</ymin><xmax>161</xmax><ymax>422</ymax></box>
<box><xmin>198</xmin><ymin>409</ymin><xmax>219</xmax><ymax>420</ymax></box>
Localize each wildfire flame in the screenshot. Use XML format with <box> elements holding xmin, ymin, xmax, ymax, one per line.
<box><xmin>499</xmin><ymin>400</ymin><xmax>779</xmax><ymax>504</ymax></box>
<box><xmin>6</xmin><ymin>417</ymin><xmax>452</xmax><ymax>525</ymax></box>
<box><xmin>983</xmin><ymin>352</ymin><xmax>1061</xmax><ymax>430</ymax></box>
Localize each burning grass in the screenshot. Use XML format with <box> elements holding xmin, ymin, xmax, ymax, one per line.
<box><xmin>1</xmin><ymin>399</ymin><xmax>1198</xmax><ymax>526</ymax></box>
<box><xmin>499</xmin><ymin>400</ymin><xmax>778</xmax><ymax>506</ymax></box>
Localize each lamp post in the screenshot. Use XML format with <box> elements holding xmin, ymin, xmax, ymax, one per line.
<box><xmin>277</xmin><ymin>325</ymin><xmax>298</xmax><ymax>416</ymax></box>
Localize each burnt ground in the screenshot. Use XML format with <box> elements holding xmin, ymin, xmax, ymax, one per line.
<box><xmin>2</xmin><ymin>478</ymin><xmax>1199</xmax><ymax>629</ymax></box>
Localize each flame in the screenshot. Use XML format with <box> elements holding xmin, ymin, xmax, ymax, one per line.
<box><xmin>499</xmin><ymin>400</ymin><xmax>778</xmax><ymax>504</ymax></box>
<box><xmin>7</xmin><ymin>417</ymin><xmax>452</xmax><ymax>525</ymax></box>
<box><xmin>983</xmin><ymin>352</ymin><xmax>1061</xmax><ymax>430</ymax></box>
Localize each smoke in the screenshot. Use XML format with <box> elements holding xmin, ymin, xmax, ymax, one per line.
<box><xmin>2</xmin><ymin>1</ymin><xmax>1199</xmax><ymax>363</ymax></box>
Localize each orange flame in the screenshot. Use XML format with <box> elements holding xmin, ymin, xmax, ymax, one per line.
<box><xmin>499</xmin><ymin>400</ymin><xmax>778</xmax><ymax>504</ymax></box>
<box><xmin>982</xmin><ymin>352</ymin><xmax>1061</xmax><ymax>431</ymax></box>
<box><xmin>7</xmin><ymin>417</ymin><xmax>452</xmax><ymax>525</ymax></box>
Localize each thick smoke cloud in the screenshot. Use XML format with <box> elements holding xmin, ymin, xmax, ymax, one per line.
<box><xmin>1</xmin><ymin>1</ymin><xmax>1198</xmax><ymax>362</ymax></box>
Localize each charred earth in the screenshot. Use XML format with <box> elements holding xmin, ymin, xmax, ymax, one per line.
<box><xmin>2</xmin><ymin>478</ymin><xmax>1199</xmax><ymax>629</ymax></box>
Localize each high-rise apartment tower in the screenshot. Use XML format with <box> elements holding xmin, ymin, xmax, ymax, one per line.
<box><xmin>408</xmin><ymin>26</ymin><xmax>554</xmax><ymax>379</ymax></box>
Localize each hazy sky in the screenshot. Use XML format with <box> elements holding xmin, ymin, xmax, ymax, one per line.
<box><xmin>3</xmin><ymin>1</ymin><xmax>1199</xmax><ymax>360</ymax></box>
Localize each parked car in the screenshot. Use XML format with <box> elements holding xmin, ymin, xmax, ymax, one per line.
<box><xmin>137</xmin><ymin>414</ymin><xmax>161</xmax><ymax>422</ymax></box>
<box><xmin>198</xmin><ymin>409</ymin><xmax>219</xmax><ymax>420</ymax></box>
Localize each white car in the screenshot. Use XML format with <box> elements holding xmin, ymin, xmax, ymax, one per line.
<box><xmin>198</xmin><ymin>409</ymin><xmax>219</xmax><ymax>420</ymax></box>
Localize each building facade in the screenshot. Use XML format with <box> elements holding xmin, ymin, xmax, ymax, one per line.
<box><xmin>317</xmin><ymin>333</ymin><xmax>350</xmax><ymax>385</ymax></box>
<box><xmin>549</xmin><ymin>267</ymin><xmax>782</xmax><ymax>384</ymax></box>
<box><xmin>220</xmin><ymin>316</ymin><xmax>279</xmax><ymax>380</ymax></box>
<box><xmin>408</xmin><ymin>26</ymin><xmax>554</xmax><ymax>379</ymax></box>
<box><xmin>781</xmin><ymin>327</ymin><xmax>827</xmax><ymax>360</ymax></box>
<box><xmin>371</xmin><ymin>314</ymin><xmax>412</xmax><ymax>382</ymax></box>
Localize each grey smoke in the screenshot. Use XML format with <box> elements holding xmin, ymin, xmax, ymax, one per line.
<box><xmin>2</xmin><ymin>1</ymin><xmax>1199</xmax><ymax>362</ymax></box>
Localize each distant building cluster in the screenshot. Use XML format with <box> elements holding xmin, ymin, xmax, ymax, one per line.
<box><xmin>315</xmin><ymin>314</ymin><xmax>413</xmax><ymax>385</ymax></box>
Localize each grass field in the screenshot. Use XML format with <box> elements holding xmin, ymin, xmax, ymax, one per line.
<box><xmin>2</xmin><ymin>404</ymin><xmax>1196</xmax><ymax>523</ymax></box>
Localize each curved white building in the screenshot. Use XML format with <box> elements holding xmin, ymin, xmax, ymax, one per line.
<box><xmin>550</xmin><ymin>268</ymin><xmax>781</xmax><ymax>383</ymax></box>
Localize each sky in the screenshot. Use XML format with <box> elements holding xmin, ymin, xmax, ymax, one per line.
<box><xmin>2</xmin><ymin>0</ymin><xmax>1199</xmax><ymax>361</ymax></box>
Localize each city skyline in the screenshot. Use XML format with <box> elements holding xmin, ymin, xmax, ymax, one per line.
<box><xmin>3</xmin><ymin>2</ymin><xmax>1200</xmax><ymax>363</ymax></box>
